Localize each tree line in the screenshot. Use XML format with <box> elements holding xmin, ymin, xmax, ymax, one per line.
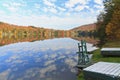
<box><xmin>0</xmin><ymin>22</ymin><xmax>72</xmax><ymax>39</ymax></box>
<box><xmin>77</xmin><ymin>30</ymin><xmax>97</xmax><ymax>38</ymax></box>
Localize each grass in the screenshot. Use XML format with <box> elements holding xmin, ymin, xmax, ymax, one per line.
<box><xmin>93</xmin><ymin>40</ymin><xmax>120</xmax><ymax>63</ymax></box>
<box><xmin>77</xmin><ymin>71</ymin><xmax>84</xmax><ymax>80</ymax></box>
<box><xmin>92</xmin><ymin>49</ymin><xmax>120</xmax><ymax>63</ymax></box>
<box><xmin>77</xmin><ymin>41</ymin><xmax>120</xmax><ymax>80</ymax></box>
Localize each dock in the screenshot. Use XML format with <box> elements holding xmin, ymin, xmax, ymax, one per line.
<box><xmin>101</xmin><ymin>48</ymin><xmax>120</xmax><ymax>56</ymax></box>
<box><xmin>83</xmin><ymin>62</ymin><xmax>120</xmax><ymax>80</ymax></box>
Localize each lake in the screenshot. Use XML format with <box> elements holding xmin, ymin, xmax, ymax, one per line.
<box><xmin>0</xmin><ymin>38</ymin><xmax>97</xmax><ymax>80</ymax></box>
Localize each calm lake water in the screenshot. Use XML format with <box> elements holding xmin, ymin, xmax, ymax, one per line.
<box><xmin>0</xmin><ymin>38</ymin><xmax>97</xmax><ymax>80</ymax></box>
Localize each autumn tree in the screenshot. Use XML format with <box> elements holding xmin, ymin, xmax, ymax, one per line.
<box><xmin>106</xmin><ymin>0</ymin><xmax>120</xmax><ymax>40</ymax></box>
<box><xmin>96</xmin><ymin>0</ymin><xmax>115</xmax><ymax>45</ymax></box>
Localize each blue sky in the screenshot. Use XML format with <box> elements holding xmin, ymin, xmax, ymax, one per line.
<box><xmin>0</xmin><ymin>0</ymin><xmax>103</xmax><ymax>30</ymax></box>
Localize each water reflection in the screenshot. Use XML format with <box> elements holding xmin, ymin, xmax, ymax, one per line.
<box><xmin>0</xmin><ymin>38</ymin><xmax>97</xmax><ymax>80</ymax></box>
<box><xmin>72</xmin><ymin>36</ymin><xmax>99</xmax><ymax>45</ymax></box>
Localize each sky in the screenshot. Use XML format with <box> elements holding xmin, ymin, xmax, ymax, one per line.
<box><xmin>0</xmin><ymin>0</ymin><xmax>104</xmax><ymax>30</ymax></box>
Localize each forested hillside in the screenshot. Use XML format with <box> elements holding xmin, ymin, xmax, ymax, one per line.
<box><xmin>71</xmin><ymin>23</ymin><xmax>97</xmax><ymax>37</ymax></box>
<box><xmin>0</xmin><ymin>22</ymin><xmax>72</xmax><ymax>38</ymax></box>
<box><xmin>71</xmin><ymin>23</ymin><xmax>96</xmax><ymax>32</ymax></box>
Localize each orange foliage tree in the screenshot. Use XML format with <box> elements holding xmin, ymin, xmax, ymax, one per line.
<box><xmin>106</xmin><ymin>0</ymin><xmax>120</xmax><ymax>40</ymax></box>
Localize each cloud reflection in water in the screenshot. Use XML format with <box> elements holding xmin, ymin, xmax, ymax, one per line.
<box><xmin>0</xmin><ymin>38</ymin><xmax>97</xmax><ymax>80</ymax></box>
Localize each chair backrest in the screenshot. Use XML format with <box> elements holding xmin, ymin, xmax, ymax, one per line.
<box><xmin>77</xmin><ymin>40</ymin><xmax>90</xmax><ymax>65</ymax></box>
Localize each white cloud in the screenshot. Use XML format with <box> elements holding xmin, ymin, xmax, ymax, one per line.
<box><xmin>85</xmin><ymin>5</ymin><xmax>89</xmax><ymax>9</ymax></box>
<box><xmin>43</xmin><ymin>0</ymin><xmax>55</xmax><ymax>7</ymax></box>
<box><xmin>66</xmin><ymin>13</ymin><xmax>71</xmax><ymax>16</ymax></box>
<box><xmin>58</xmin><ymin>7</ymin><xmax>66</xmax><ymax>12</ymax></box>
<box><xmin>89</xmin><ymin>8</ymin><xmax>95</xmax><ymax>13</ymax></box>
<box><xmin>2</xmin><ymin>2</ymin><xmax>24</xmax><ymax>12</ymax></box>
<box><xmin>12</xmin><ymin>2</ymin><xmax>23</xmax><ymax>7</ymax></box>
<box><xmin>50</xmin><ymin>0</ymin><xmax>56</xmax><ymax>2</ymax></box>
<box><xmin>74</xmin><ymin>5</ymin><xmax>85</xmax><ymax>11</ymax></box>
<box><xmin>94</xmin><ymin>4</ymin><xmax>104</xmax><ymax>9</ymax></box>
<box><xmin>34</xmin><ymin>3</ymin><xmax>40</xmax><ymax>9</ymax></box>
<box><xmin>74</xmin><ymin>5</ymin><xmax>90</xmax><ymax>11</ymax></box>
<box><xmin>8</xmin><ymin>7</ymin><xmax>18</xmax><ymax>12</ymax></box>
<box><xmin>65</xmin><ymin>0</ymin><xmax>89</xmax><ymax>8</ymax></box>
<box><xmin>0</xmin><ymin>10</ymin><xmax>5</xmax><ymax>14</ymax></box>
<box><xmin>49</xmin><ymin>7</ymin><xmax>57</xmax><ymax>14</ymax></box>
<box><xmin>65</xmin><ymin>2</ymin><xmax>73</xmax><ymax>8</ymax></box>
<box><xmin>2</xmin><ymin>3</ymin><xmax>9</xmax><ymax>7</ymax></box>
<box><xmin>43</xmin><ymin>7</ymin><xmax>57</xmax><ymax>14</ymax></box>
<box><xmin>94</xmin><ymin>0</ymin><xmax>103</xmax><ymax>5</ymax></box>
<box><xmin>43</xmin><ymin>0</ymin><xmax>57</xmax><ymax>14</ymax></box>
<box><xmin>43</xmin><ymin>7</ymin><xmax>48</xmax><ymax>12</ymax></box>
<box><xmin>94</xmin><ymin>3</ymin><xmax>104</xmax><ymax>13</ymax></box>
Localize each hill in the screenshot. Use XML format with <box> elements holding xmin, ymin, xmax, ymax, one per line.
<box><xmin>0</xmin><ymin>21</ymin><xmax>71</xmax><ymax>37</ymax></box>
<box><xmin>71</xmin><ymin>23</ymin><xmax>96</xmax><ymax>32</ymax></box>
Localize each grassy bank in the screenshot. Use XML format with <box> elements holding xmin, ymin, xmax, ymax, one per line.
<box><xmin>92</xmin><ymin>49</ymin><xmax>120</xmax><ymax>63</ymax></box>
<box><xmin>77</xmin><ymin>41</ymin><xmax>120</xmax><ymax>80</ymax></box>
<box><xmin>93</xmin><ymin>40</ymin><xmax>120</xmax><ymax>63</ymax></box>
